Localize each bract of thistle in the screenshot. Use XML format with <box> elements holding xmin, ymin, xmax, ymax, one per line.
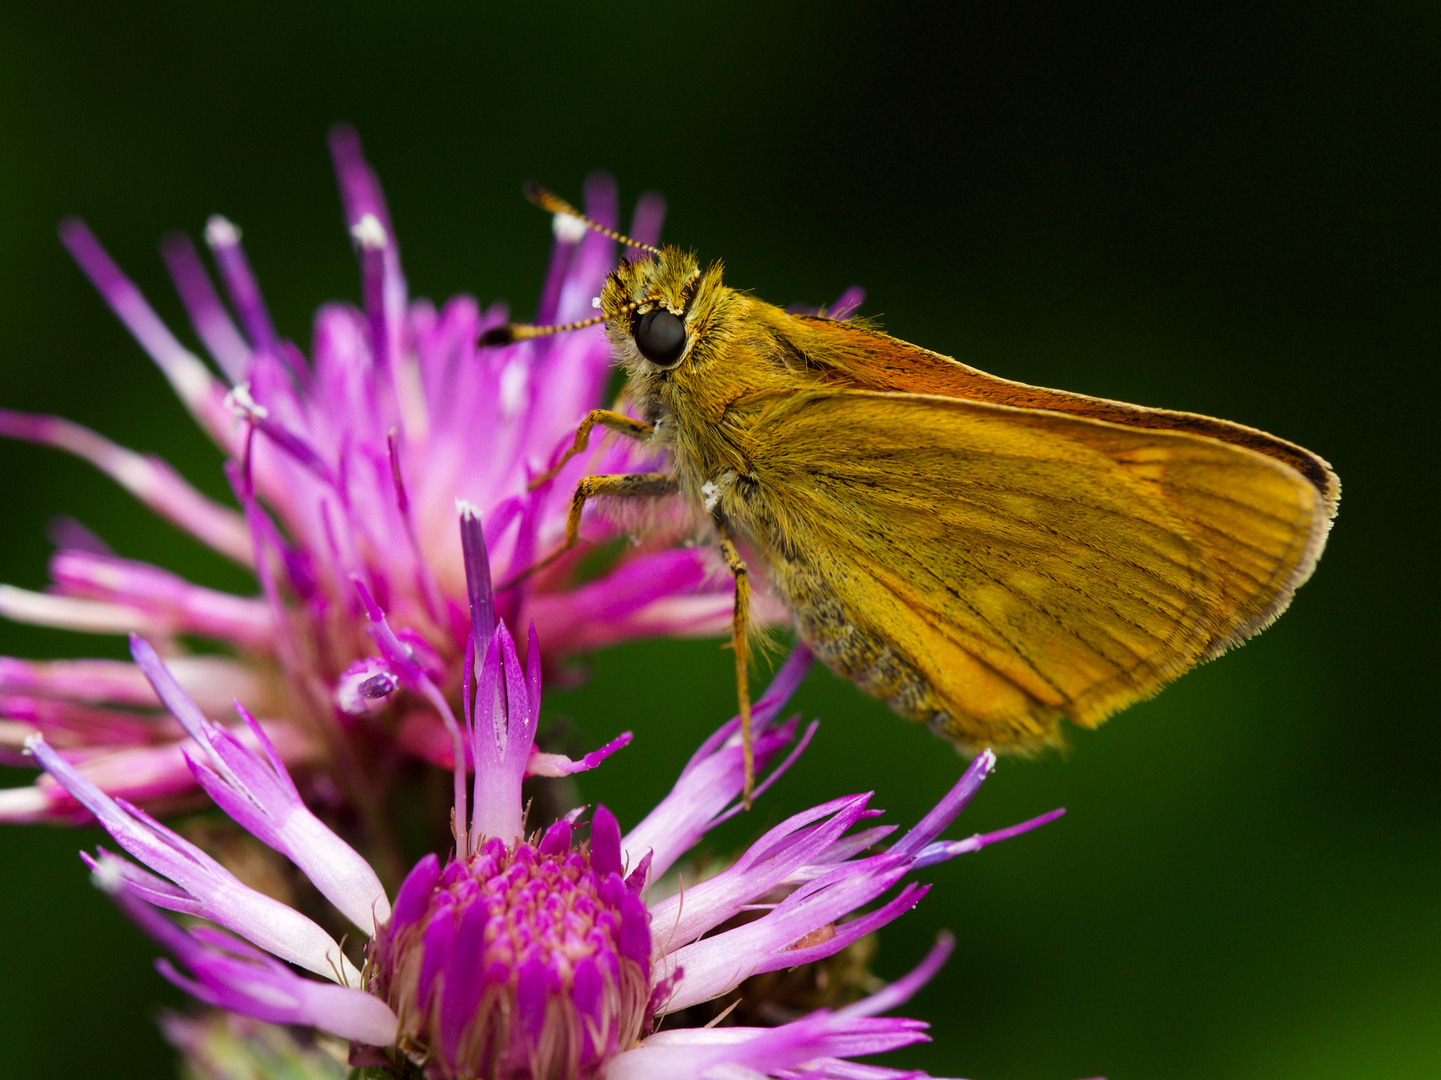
<box><xmin>27</xmin><ymin>510</ymin><xmax>1063</xmax><ymax>1080</ymax></box>
<box><xmin>0</xmin><ymin>127</ymin><xmax>767</xmax><ymax>827</ymax></box>
<box><xmin>161</xmin><ymin>1012</ymin><xmax>350</xmax><ymax>1080</ymax></box>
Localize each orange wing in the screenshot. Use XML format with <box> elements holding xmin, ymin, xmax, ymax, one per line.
<box><xmin>737</xmin><ymin>326</ymin><xmax>1337</xmax><ymax>752</ymax></box>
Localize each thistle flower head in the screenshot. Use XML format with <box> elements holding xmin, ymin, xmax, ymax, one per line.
<box><xmin>0</xmin><ymin>128</ymin><xmax>754</xmax><ymax>826</ymax></box>
<box><xmin>3</xmin><ymin>130</ymin><xmax>1058</xmax><ymax>1079</ymax></box>
<box><xmin>26</xmin><ymin>514</ymin><xmax>1061</xmax><ymax>1080</ymax></box>
<box><xmin>372</xmin><ymin>822</ymin><xmax>651</xmax><ymax>1079</ymax></box>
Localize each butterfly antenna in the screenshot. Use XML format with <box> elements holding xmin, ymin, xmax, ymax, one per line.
<box><xmin>479</xmin><ymin>185</ymin><xmax>665</xmax><ymax>348</ymax></box>
<box><xmin>480</xmin><ymin>312</ymin><xmax>606</xmax><ymax>346</ymax></box>
<box><xmin>525</xmin><ymin>183</ymin><xmax>662</xmax><ymax>257</ymax></box>
<box><xmin>480</xmin><ymin>296</ymin><xmax>658</xmax><ymax>347</ymax></box>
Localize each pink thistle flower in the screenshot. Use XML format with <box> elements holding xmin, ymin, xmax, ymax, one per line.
<box><xmin>0</xmin><ymin>128</ymin><xmax>750</xmax><ymax>824</ymax></box>
<box><xmin>27</xmin><ymin>513</ymin><xmax>1061</xmax><ymax>1080</ymax></box>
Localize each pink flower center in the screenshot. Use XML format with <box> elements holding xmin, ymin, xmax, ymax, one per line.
<box><xmin>372</xmin><ymin>825</ymin><xmax>651</xmax><ymax>1080</ymax></box>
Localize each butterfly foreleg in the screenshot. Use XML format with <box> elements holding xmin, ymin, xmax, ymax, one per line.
<box><xmin>713</xmin><ymin>516</ymin><xmax>755</xmax><ymax>807</ymax></box>
<box><xmin>502</xmin><ymin>472</ymin><xmax>679</xmax><ymax>589</ymax></box>
<box><xmin>528</xmin><ymin>410</ymin><xmax>654</xmax><ymax>491</ymax></box>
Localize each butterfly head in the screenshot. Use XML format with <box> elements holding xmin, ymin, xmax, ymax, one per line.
<box><xmin>600</xmin><ymin>247</ymin><xmax>724</xmax><ymax>375</ymax></box>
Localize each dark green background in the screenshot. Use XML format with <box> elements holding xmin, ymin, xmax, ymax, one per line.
<box><xmin>1</xmin><ymin>2</ymin><xmax>1436</xmax><ymax>1077</ymax></box>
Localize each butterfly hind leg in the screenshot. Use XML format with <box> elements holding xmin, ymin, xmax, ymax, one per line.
<box><xmin>713</xmin><ymin>515</ymin><xmax>756</xmax><ymax>807</ymax></box>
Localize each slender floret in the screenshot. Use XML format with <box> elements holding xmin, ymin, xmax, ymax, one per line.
<box><xmin>28</xmin><ymin>514</ymin><xmax>1060</xmax><ymax>1080</ymax></box>
<box><xmin>0</xmin><ymin>128</ymin><xmax>754</xmax><ymax>826</ymax></box>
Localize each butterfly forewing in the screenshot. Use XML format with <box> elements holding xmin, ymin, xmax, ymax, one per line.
<box><xmin>740</xmin><ymin>387</ymin><xmax>1331</xmax><ymax>751</ymax></box>
<box><xmin>571</xmin><ymin>237</ymin><xmax>1337</xmax><ymax>767</ymax></box>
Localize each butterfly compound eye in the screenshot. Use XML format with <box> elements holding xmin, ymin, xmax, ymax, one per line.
<box><xmin>633</xmin><ymin>309</ymin><xmax>687</xmax><ymax>366</ymax></box>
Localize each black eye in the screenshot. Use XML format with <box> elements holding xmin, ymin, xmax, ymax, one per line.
<box><xmin>633</xmin><ymin>309</ymin><xmax>687</xmax><ymax>366</ymax></box>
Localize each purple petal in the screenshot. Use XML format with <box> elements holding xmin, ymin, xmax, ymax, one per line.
<box><xmin>353</xmin><ymin>579</ymin><xmax>470</xmax><ymax>853</ymax></box>
<box><xmin>58</xmin><ymin>218</ymin><xmax>229</xmax><ymax>432</ymax></box>
<box><xmin>684</xmin><ymin>646</ymin><xmax>814</xmax><ymax>774</ymax></box>
<box><xmin>836</xmin><ymin>933</ymin><xmax>954</xmax><ymax>1020</ymax></box>
<box><xmin>625</xmin><ymin>849</ymin><xmax>653</xmax><ymax>895</ymax></box>
<box><xmin>712</xmin><ymin>719</ymin><xmax>818</xmax><ymax>826</ymax></box>
<box><xmin>526</xmin><ymin>731</ymin><xmax>632</xmax><ymax>778</ymax></box>
<box><xmin>524</xmin><ymin>622</ymin><xmax>542</xmax><ymax>730</ymax></box>
<box><xmin>622</xmin><ymin>716</ymin><xmax>805</xmax><ymax>881</ymax></box>
<box><xmin>388</xmin><ymin>853</ymin><xmax>441</xmax><ymax>939</ymax></box>
<box><xmin>0</xmin><ymin>654</ymin><xmax>250</xmax><ymax>710</ymax></box>
<box><xmin>891</xmin><ymin>750</ymin><xmax>995</xmax><ymax>860</ymax></box>
<box><xmin>469</xmin><ymin>621</ymin><xmax>536</xmax><ymax>845</ymax></box>
<box><xmin>132</xmin><ymin>636</ymin><xmax>390</xmax><ymax>934</ymax></box>
<box><xmin>51</xmin><ymin>550</ymin><xmax>272</xmax><ymax>649</ymax></box>
<box><xmin>129</xmin><ymin>895</ymin><xmax>397</xmax><ymax>1046</ymax></box>
<box><xmin>82</xmin><ymin>850</ymin><xmax>196</xmax><ymax>912</ymax></box>
<box><xmin>538</xmin><ymin>819</ymin><xmax>572</xmax><ymax>856</ymax></box>
<box><xmin>0</xmin><ymin>723</ymin><xmax>310</xmax><ymax>825</ymax></box>
<box><xmin>828</xmin><ymin>286</ymin><xmax>867</xmax><ymax>320</ymax></box>
<box><xmin>31</xmin><ymin>735</ymin><xmax>355</xmax><ymax>982</ymax></box>
<box><xmin>0</xmin><ymin>583</ymin><xmax>176</xmax><ymax>637</ymax></box>
<box><xmin>660</xmin><ymin>862</ymin><xmax>926</xmax><ymax>1012</ymax></box>
<box><xmin>913</xmin><ymin>807</ymin><xmax>1066</xmax><ymax>868</ymax></box>
<box><xmin>416</xmin><ymin>906</ymin><xmax>457</xmax><ymax>1013</ymax></box>
<box><xmin>571</xmin><ymin>956</ymin><xmax>605</xmax><ymax>1057</ymax></box>
<box><xmin>499</xmin><ymin>626</ymin><xmax>531</xmax><ymax>757</ymax></box>
<box><xmin>228</xmin><ymin>392</ymin><xmax>337</xmax><ymax>489</ymax></box>
<box><xmin>458</xmin><ymin>501</ymin><xmax>495</xmax><ymax>652</ymax></box>
<box><xmin>0</xmin><ymin>410</ymin><xmax>252</xmax><ymax>563</ymax></box>
<box><xmin>202</xmin><ymin>216</ymin><xmax>280</xmax><ymax>358</ymax></box>
<box><xmin>0</xmin><ymin>693</ymin><xmax>165</xmax><ymax>749</ymax></box>
<box><xmin>160</xmin><ymin>230</ymin><xmax>252</xmax><ymax>381</ymax></box>
<box><xmin>128</xmin><ymin>637</ymin><xmax>232</xmax><ymax>774</ymax></box>
<box><xmin>610</xmin><ymin>1011</ymin><xmax>931</xmax><ymax>1080</ymax></box>
<box><xmin>616</xmin><ymin>888</ymin><xmax>653</xmax><ymax>972</ymax></box>
<box><xmin>439</xmin><ymin>898</ymin><xmax>489</xmax><ymax>1065</ymax></box>
<box><xmin>329</xmin><ymin>126</ymin><xmax>409</xmax><ymax>385</ymax></box>
<box><xmin>329</xmin><ymin>125</ymin><xmax>395</xmax><ymax>241</ymax></box>
<box><xmin>648</xmin><ymin>792</ymin><xmax>874</xmax><ymax>951</ymax></box>
<box><xmin>628</xmin><ymin>192</ymin><xmax>667</xmax><ymax>250</ymax></box>
<box><xmin>590</xmin><ymin>804</ymin><xmax>623</xmax><ymax>879</ymax></box>
<box><xmin>515</xmin><ymin>956</ymin><xmax>550</xmax><ymax>1047</ymax></box>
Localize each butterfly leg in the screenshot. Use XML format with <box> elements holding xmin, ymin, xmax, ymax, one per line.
<box><xmin>528</xmin><ymin>410</ymin><xmax>654</xmax><ymax>491</ymax></box>
<box><xmin>714</xmin><ymin>519</ymin><xmax>755</xmax><ymax>807</ymax></box>
<box><xmin>501</xmin><ymin>472</ymin><xmax>679</xmax><ymax>588</ymax></box>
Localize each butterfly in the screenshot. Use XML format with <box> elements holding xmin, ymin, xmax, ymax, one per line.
<box><xmin>489</xmin><ymin>187</ymin><xmax>1339</xmax><ymax>799</ymax></box>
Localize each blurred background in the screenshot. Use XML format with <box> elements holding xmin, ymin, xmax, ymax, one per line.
<box><xmin>0</xmin><ymin>2</ymin><xmax>1436</xmax><ymax>1078</ymax></box>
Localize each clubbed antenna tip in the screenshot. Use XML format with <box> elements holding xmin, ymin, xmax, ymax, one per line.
<box><xmin>479</xmin><ymin>326</ymin><xmax>516</xmax><ymax>348</ymax></box>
